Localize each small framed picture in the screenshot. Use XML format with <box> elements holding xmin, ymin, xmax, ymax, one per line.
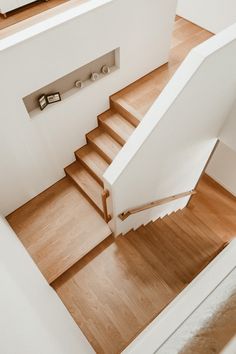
<box><xmin>46</xmin><ymin>92</ymin><xmax>61</xmax><ymax>104</ymax></box>
<box><xmin>38</xmin><ymin>94</ymin><xmax>48</xmax><ymax>111</ymax></box>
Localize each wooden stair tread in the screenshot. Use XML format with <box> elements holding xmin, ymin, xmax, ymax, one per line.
<box><xmin>146</xmin><ymin>220</ymin><xmax>199</xmax><ymax>282</ymax></box>
<box><xmin>7</xmin><ymin>178</ymin><xmax>112</xmax><ymax>284</ymax></box>
<box><xmin>168</xmin><ymin>211</ymin><xmax>221</xmax><ymax>253</ymax></box>
<box><xmin>162</xmin><ymin>216</ymin><xmax>200</xmax><ymax>252</ymax></box>
<box><xmin>87</xmin><ymin>127</ymin><xmax>122</xmax><ymax>163</ymax></box>
<box><xmin>113</xmin><ymin>88</ymin><xmax>159</xmax><ymax>118</ymax></box>
<box><xmin>178</xmin><ymin>208</ymin><xmax>223</xmax><ymax>246</ymax></box>
<box><xmin>65</xmin><ymin>161</ymin><xmax>104</xmax><ymax>212</ymax></box>
<box><xmin>135</xmin><ymin>225</ymin><xmax>191</xmax><ymax>290</ymax></box>
<box><xmin>110</xmin><ymin>96</ymin><xmax>143</xmax><ymax>126</ymax></box>
<box><xmin>98</xmin><ymin>110</ymin><xmax>135</xmax><ymax>145</ymax></box>
<box><xmin>112</xmin><ymin>96</ymin><xmax>144</xmax><ymax>120</ymax></box>
<box><xmin>75</xmin><ymin>145</ymin><xmax>109</xmax><ymax>186</ymax></box>
<box><xmin>161</xmin><ymin>217</ymin><xmax>214</xmax><ymax>264</ymax></box>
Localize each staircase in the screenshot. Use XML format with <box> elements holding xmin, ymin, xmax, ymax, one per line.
<box><xmin>54</xmin><ymin>192</ymin><xmax>228</xmax><ymax>354</ymax></box>
<box><xmin>64</xmin><ymin>15</ymin><xmax>213</xmax><ymax>225</ymax></box>
<box><xmin>7</xmin><ymin>16</ymin><xmax>217</xmax><ymax>286</ymax></box>
<box><xmin>64</xmin><ymin>99</ymin><xmax>140</xmax><ymax>221</ymax></box>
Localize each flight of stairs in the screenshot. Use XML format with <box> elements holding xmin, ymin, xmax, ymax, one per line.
<box><xmin>64</xmin><ymin>97</ymin><xmax>142</xmax><ymax>221</ymax></box>
<box><xmin>125</xmin><ymin>208</ymin><xmax>227</xmax><ymax>287</ymax></box>
<box><xmin>64</xmin><ymin>15</ymin><xmax>208</xmax><ymax>224</ymax></box>
<box><xmin>53</xmin><ymin>198</ymin><xmax>228</xmax><ymax>354</ymax></box>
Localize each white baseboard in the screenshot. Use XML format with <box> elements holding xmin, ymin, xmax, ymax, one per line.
<box><xmin>122</xmin><ymin>240</ymin><xmax>236</xmax><ymax>354</ymax></box>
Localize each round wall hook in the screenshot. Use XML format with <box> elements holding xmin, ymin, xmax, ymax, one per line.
<box><xmin>75</xmin><ymin>80</ymin><xmax>84</xmax><ymax>89</ymax></box>
<box><xmin>101</xmin><ymin>65</ymin><xmax>111</xmax><ymax>75</ymax></box>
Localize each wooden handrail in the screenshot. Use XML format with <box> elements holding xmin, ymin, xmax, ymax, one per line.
<box><xmin>102</xmin><ymin>189</ymin><xmax>112</xmax><ymax>223</ymax></box>
<box><xmin>119</xmin><ymin>190</ymin><xmax>196</xmax><ymax>221</ymax></box>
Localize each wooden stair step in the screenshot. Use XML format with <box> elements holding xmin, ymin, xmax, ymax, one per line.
<box><xmin>110</xmin><ymin>96</ymin><xmax>142</xmax><ymax>127</ymax></box>
<box><xmin>134</xmin><ymin>225</ymin><xmax>188</xmax><ymax>291</ymax></box>
<box><xmin>145</xmin><ymin>221</ymin><xmax>195</xmax><ymax>283</ymax></box>
<box><xmin>169</xmin><ymin>211</ymin><xmax>221</xmax><ymax>255</ymax></box>
<box><xmin>98</xmin><ymin>110</ymin><xmax>136</xmax><ymax>146</ymax></box>
<box><xmin>178</xmin><ymin>208</ymin><xmax>222</xmax><ymax>246</ymax></box>
<box><xmin>6</xmin><ymin>178</ymin><xmax>112</xmax><ymax>284</ymax></box>
<box><xmin>161</xmin><ymin>216</ymin><xmax>207</xmax><ymax>264</ymax></box>
<box><xmin>86</xmin><ymin>127</ymin><xmax>122</xmax><ymax>163</ymax></box>
<box><xmin>75</xmin><ymin>145</ymin><xmax>109</xmax><ymax>186</ymax></box>
<box><xmin>148</xmin><ymin>219</ymin><xmax>197</xmax><ymax>265</ymax></box>
<box><xmin>65</xmin><ymin>161</ymin><xmax>104</xmax><ymax>215</ymax></box>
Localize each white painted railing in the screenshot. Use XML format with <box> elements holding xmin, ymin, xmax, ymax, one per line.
<box><xmin>104</xmin><ymin>23</ymin><xmax>236</xmax><ymax>236</ymax></box>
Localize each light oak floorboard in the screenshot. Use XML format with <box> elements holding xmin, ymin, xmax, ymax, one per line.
<box><xmin>111</xmin><ymin>18</ymin><xmax>213</xmax><ymax>118</ymax></box>
<box><xmin>188</xmin><ymin>174</ymin><xmax>236</xmax><ymax>242</ymax></box>
<box><xmin>7</xmin><ymin>177</ymin><xmax>112</xmax><ymax>283</ymax></box>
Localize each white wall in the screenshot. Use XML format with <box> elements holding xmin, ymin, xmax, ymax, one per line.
<box><xmin>206</xmin><ymin>142</ymin><xmax>236</xmax><ymax>197</ymax></box>
<box><xmin>206</xmin><ymin>100</ymin><xmax>236</xmax><ymax>196</ymax></box>
<box><xmin>0</xmin><ymin>215</ymin><xmax>95</xmax><ymax>354</ymax></box>
<box><xmin>177</xmin><ymin>0</ymin><xmax>236</xmax><ymax>33</ymax></box>
<box><xmin>104</xmin><ymin>23</ymin><xmax>236</xmax><ymax>236</ymax></box>
<box><xmin>177</xmin><ymin>0</ymin><xmax>236</xmax><ymax>196</ymax></box>
<box><xmin>156</xmin><ymin>267</ymin><xmax>236</xmax><ymax>354</ymax></box>
<box><xmin>0</xmin><ymin>0</ymin><xmax>177</xmax><ymax>216</ymax></box>
<box><xmin>220</xmin><ymin>100</ymin><xmax>236</xmax><ymax>152</ymax></box>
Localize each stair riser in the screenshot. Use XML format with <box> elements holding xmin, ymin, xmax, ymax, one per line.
<box><xmin>65</xmin><ymin>171</ymin><xmax>105</xmax><ymax>220</ymax></box>
<box><xmin>86</xmin><ymin>138</ymin><xmax>113</xmax><ymax>164</ymax></box>
<box><xmin>98</xmin><ymin>117</ymin><xmax>126</xmax><ymax>146</ymax></box>
<box><xmin>110</xmin><ymin>98</ymin><xmax>140</xmax><ymax>127</ymax></box>
<box><xmin>75</xmin><ymin>152</ymin><xmax>104</xmax><ymax>187</ymax></box>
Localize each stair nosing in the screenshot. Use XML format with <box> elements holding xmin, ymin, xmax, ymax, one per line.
<box><xmin>98</xmin><ymin>117</ymin><xmax>125</xmax><ymax>146</ymax></box>
<box><xmin>110</xmin><ymin>97</ymin><xmax>142</xmax><ymax>126</ymax></box>
<box><xmin>98</xmin><ymin>110</ymin><xmax>135</xmax><ymax>146</ymax></box>
<box><xmin>75</xmin><ymin>146</ymin><xmax>107</xmax><ymax>187</ymax></box>
<box><xmin>86</xmin><ymin>128</ymin><xmax>122</xmax><ymax>164</ymax></box>
<box><xmin>65</xmin><ymin>162</ymin><xmax>104</xmax><ymax>216</ymax></box>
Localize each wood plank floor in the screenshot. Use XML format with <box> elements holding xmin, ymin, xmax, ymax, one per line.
<box><xmin>7</xmin><ymin>177</ymin><xmax>112</xmax><ymax>283</ymax></box>
<box><xmin>53</xmin><ymin>174</ymin><xmax>232</xmax><ymax>354</ymax></box>
<box><xmin>111</xmin><ymin>17</ymin><xmax>213</xmax><ymax>117</ymax></box>
<box><xmin>189</xmin><ymin>174</ymin><xmax>236</xmax><ymax>242</ymax></box>
<box><xmin>0</xmin><ymin>0</ymin><xmax>88</xmax><ymax>38</ymax></box>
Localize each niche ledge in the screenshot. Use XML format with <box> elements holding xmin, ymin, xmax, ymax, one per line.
<box><xmin>23</xmin><ymin>48</ymin><xmax>120</xmax><ymax>118</ymax></box>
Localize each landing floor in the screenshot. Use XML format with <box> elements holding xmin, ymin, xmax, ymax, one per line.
<box><xmin>7</xmin><ymin>177</ymin><xmax>111</xmax><ymax>283</ymax></box>
<box><xmin>111</xmin><ymin>16</ymin><xmax>213</xmax><ymax>117</ymax></box>
<box><xmin>0</xmin><ymin>0</ymin><xmax>88</xmax><ymax>38</ymax></box>
<box><xmin>53</xmin><ymin>174</ymin><xmax>233</xmax><ymax>354</ymax></box>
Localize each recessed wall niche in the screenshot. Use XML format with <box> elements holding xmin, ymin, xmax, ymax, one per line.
<box><xmin>23</xmin><ymin>48</ymin><xmax>120</xmax><ymax>117</ymax></box>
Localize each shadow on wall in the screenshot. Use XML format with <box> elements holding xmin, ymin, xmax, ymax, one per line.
<box><xmin>180</xmin><ymin>291</ymin><xmax>236</xmax><ymax>354</ymax></box>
